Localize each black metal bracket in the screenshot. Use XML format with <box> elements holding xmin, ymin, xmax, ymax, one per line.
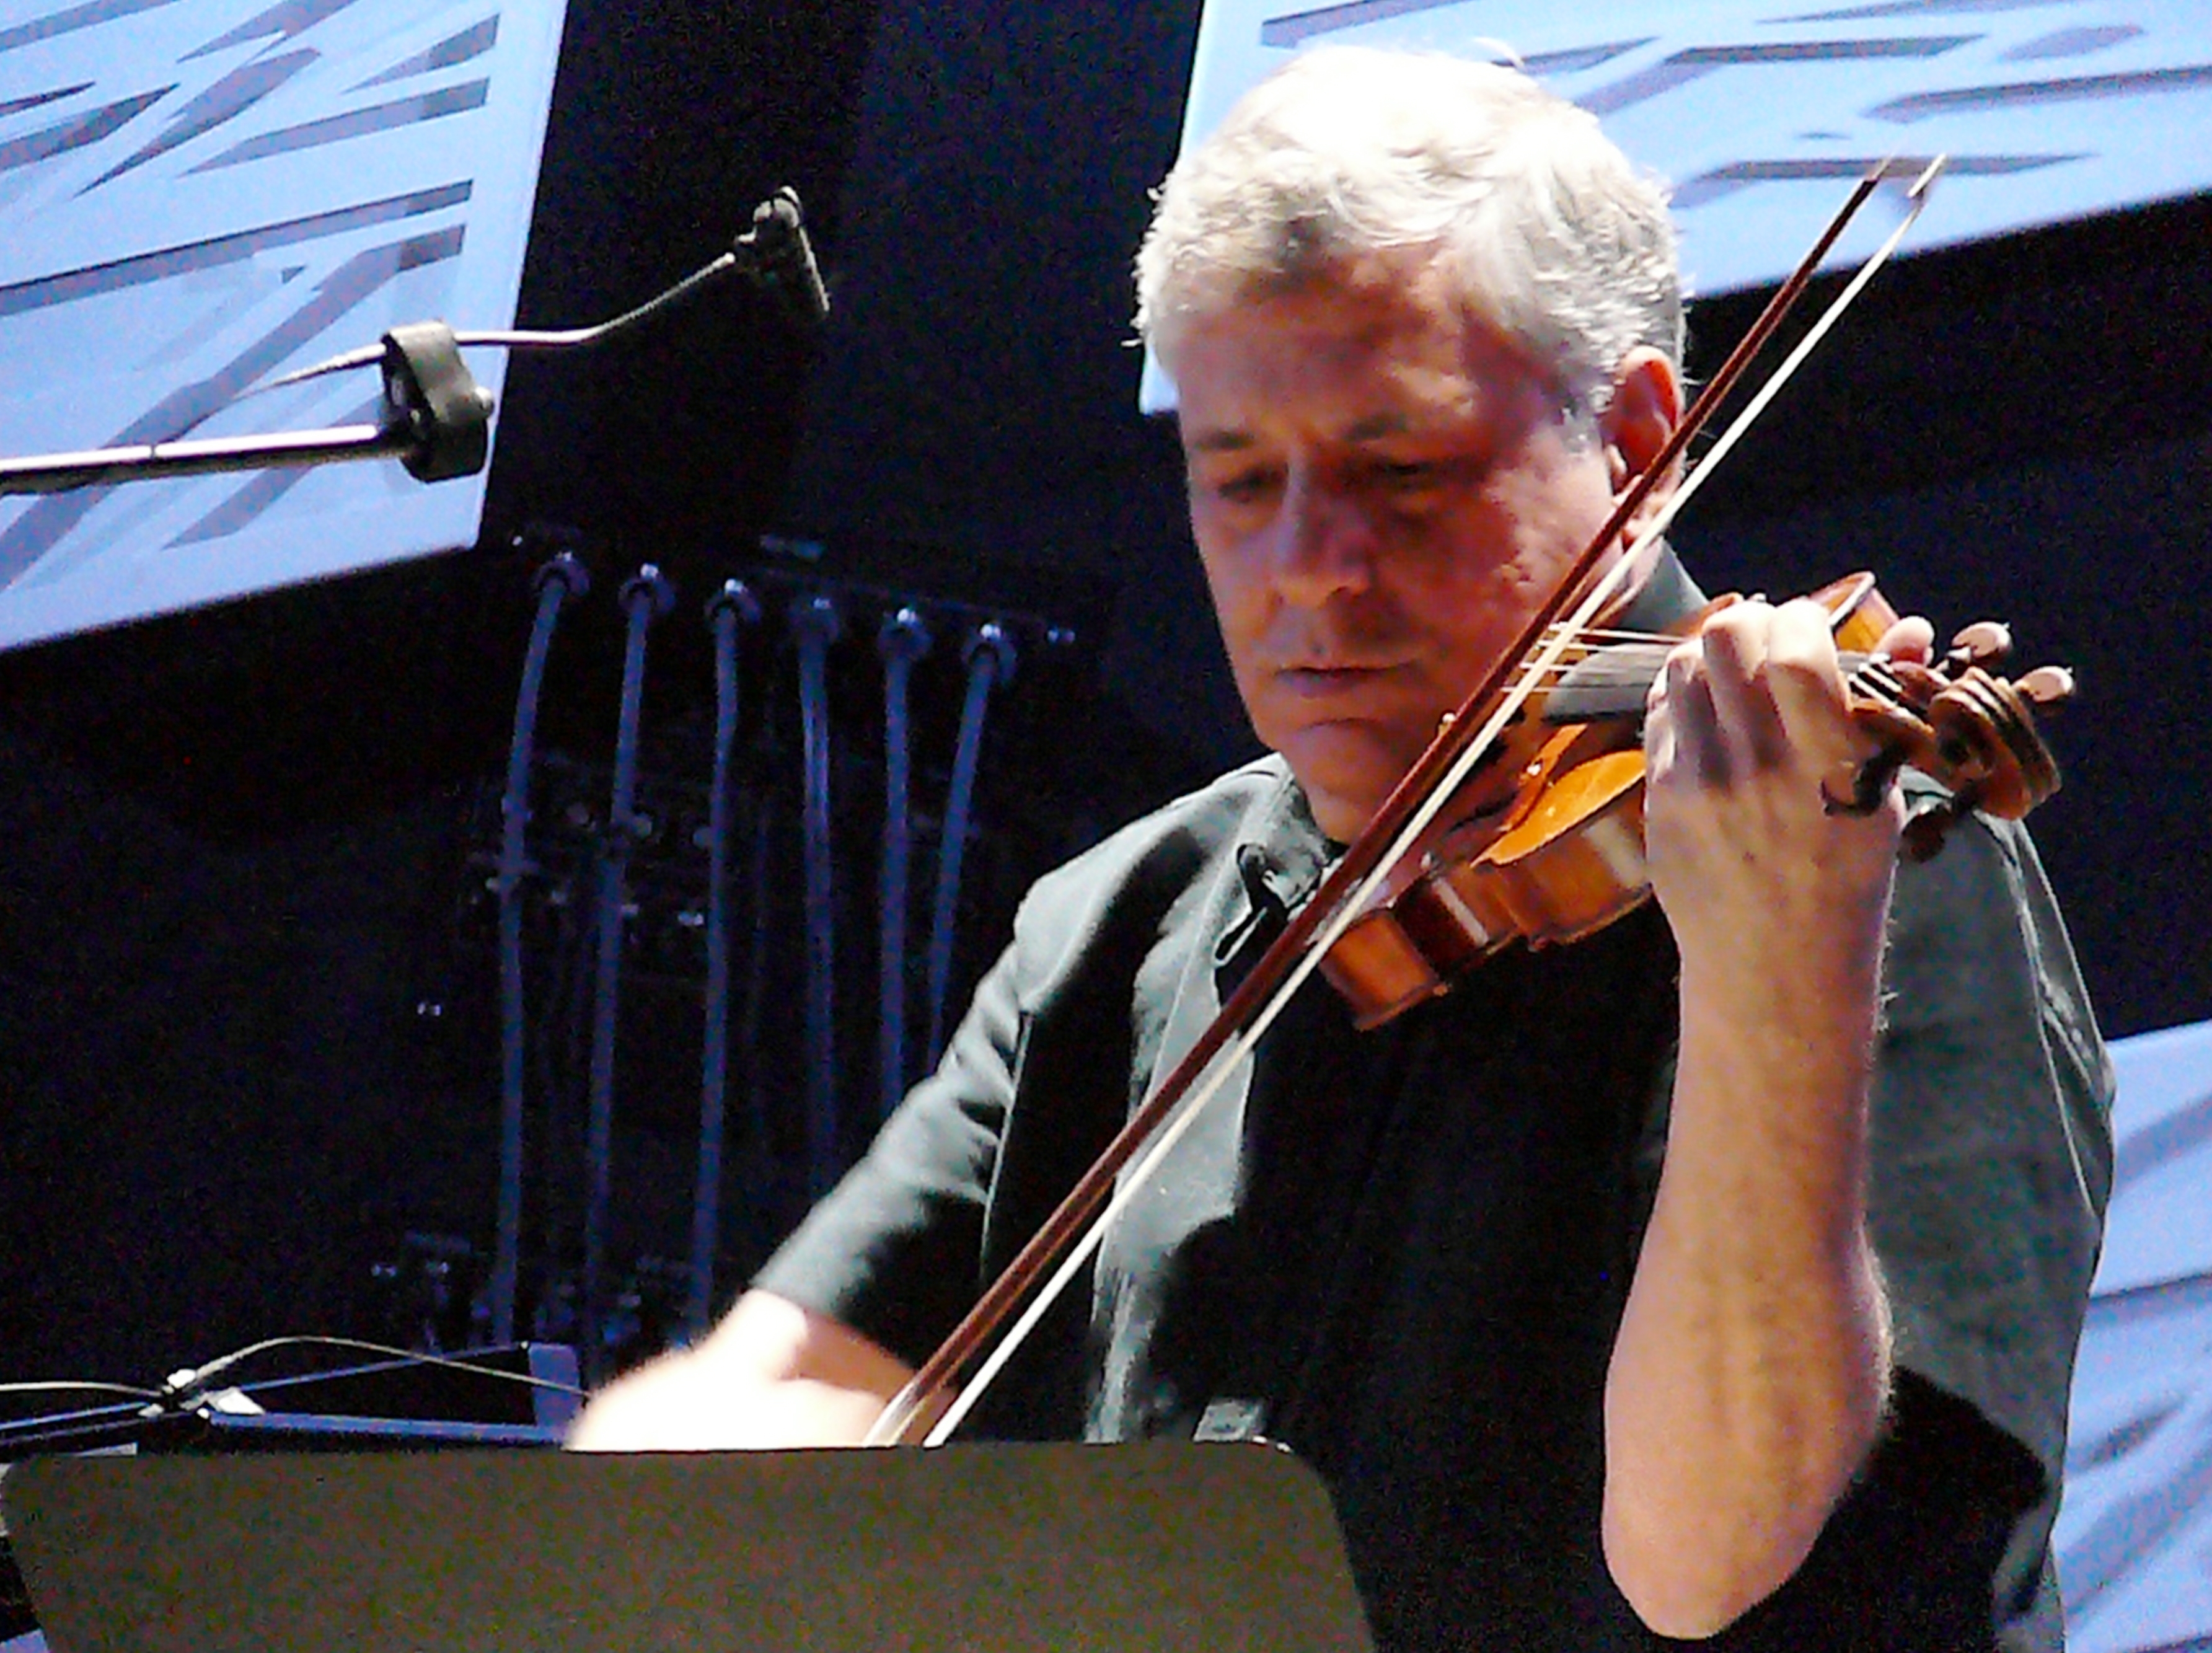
<box><xmin>382</xmin><ymin>323</ymin><xmax>494</xmax><ymax>483</ymax></box>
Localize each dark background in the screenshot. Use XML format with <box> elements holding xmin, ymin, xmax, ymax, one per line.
<box><xmin>2</xmin><ymin>0</ymin><xmax>2206</xmax><ymax>1396</ymax></box>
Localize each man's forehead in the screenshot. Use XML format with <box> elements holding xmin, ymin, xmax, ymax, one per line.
<box><xmin>1181</xmin><ymin>409</ymin><xmax>1421</xmax><ymax>454</ymax></box>
<box><xmin>1168</xmin><ymin>262</ymin><xmax>1572</xmax><ymax>430</ymax></box>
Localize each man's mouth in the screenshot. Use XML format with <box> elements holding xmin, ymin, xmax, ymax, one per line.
<box><xmin>1272</xmin><ymin>661</ymin><xmax>1413</xmax><ymax>702</ymax></box>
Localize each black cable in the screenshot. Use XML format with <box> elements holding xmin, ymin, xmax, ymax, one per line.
<box><xmin>539</xmin><ymin>832</ymin><xmax>597</xmax><ymax>1334</ymax></box>
<box><xmin>741</xmin><ymin>787</ymin><xmax>777</xmax><ymax>1233</ymax></box>
<box><xmin>925</xmin><ymin>624</ymin><xmax>1016</xmax><ymax>1069</ymax></box>
<box><xmin>159</xmin><ymin>1334</ymin><xmax>588</xmax><ymax>1402</ymax></box>
<box><xmin>579</xmin><ymin>565</ymin><xmax>674</xmax><ymax>1384</ymax></box>
<box><xmin>0</xmin><ymin>1380</ymin><xmax>164</xmax><ymax>1402</ymax></box>
<box><xmin>490</xmin><ymin>549</ymin><xmax>589</xmax><ymax>1347</ymax></box>
<box><xmin>0</xmin><ymin>1337</ymin><xmax>589</xmax><ymax>1456</ymax></box>
<box><xmin>790</xmin><ymin>594</ymin><xmax>844</xmax><ymax>1202</ymax></box>
<box><xmin>248</xmin><ymin>188</ymin><xmax>829</xmax><ymax>397</ymax></box>
<box><xmin>876</xmin><ymin>608</ymin><xmax>932</xmax><ymax>1119</ymax></box>
<box><xmin>688</xmin><ymin>581</ymin><xmax>761</xmax><ymax>1339</ymax></box>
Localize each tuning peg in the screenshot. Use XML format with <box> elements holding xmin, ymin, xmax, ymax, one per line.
<box><xmin>1901</xmin><ymin>796</ymin><xmax>1970</xmax><ymax>863</ymax></box>
<box><xmin>2016</xmin><ymin>664</ymin><xmax>2075</xmax><ymax>707</ymax></box>
<box><xmin>1945</xmin><ymin>620</ymin><xmax>2012</xmax><ymax>671</ymax></box>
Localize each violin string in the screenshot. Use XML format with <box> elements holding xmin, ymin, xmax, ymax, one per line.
<box><xmin>1507</xmin><ymin>663</ymin><xmax>1652</xmax><ymax>689</ymax></box>
<box><xmin>1848</xmin><ymin>659</ymin><xmax>1911</xmax><ymax>715</ymax></box>
<box><xmin>1494</xmin><ymin>669</ymin><xmax>1919</xmax><ymax>707</ymax></box>
<box><xmin>1541</xmin><ymin>625</ymin><xmax>1677</xmax><ymax>644</ymax></box>
<box><xmin>1514</xmin><ymin>632</ymin><xmax>1923</xmax><ymax>703</ymax></box>
<box><xmin>1504</xmin><ymin>653</ymin><xmax>1894</xmax><ymax>698</ymax></box>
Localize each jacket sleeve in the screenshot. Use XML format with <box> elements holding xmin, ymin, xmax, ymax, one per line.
<box><xmin>751</xmin><ymin>935</ymin><xmax>1025</xmax><ymax>1370</ymax></box>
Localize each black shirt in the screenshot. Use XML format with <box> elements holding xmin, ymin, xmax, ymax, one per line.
<box><xmin>759</xmin><ymin>751</ymin><xmax>2111</xmax><ymax>1652</ymax></box>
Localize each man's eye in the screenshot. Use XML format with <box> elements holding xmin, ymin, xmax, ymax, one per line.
<box><xmin>1373</xmin><ymin>459</ymin><xmax>1440</xmax><ymax>490</ymax></box>
<box><xmin>1210</xmin><ymin>469</ymin><xmax>1280</xmax><ymax>504</ymax></box>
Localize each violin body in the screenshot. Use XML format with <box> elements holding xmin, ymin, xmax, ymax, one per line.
<box><xmin>1320</xmin><ymin>574</ymin><xmax>2071</xmax><ymax>1029</ymax></box>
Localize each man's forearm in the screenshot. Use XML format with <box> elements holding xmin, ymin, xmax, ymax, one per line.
<box><xmin>1600</xmin><ymin>961</ymin><xmax>1892</xmax><ymax>1638</ymax></box>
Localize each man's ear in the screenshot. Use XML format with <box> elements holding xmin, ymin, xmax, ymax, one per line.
<box><xmin>1599</xmin><ymin>348</ymin><xmax>1683</xmax><ymax>542</ymax></box>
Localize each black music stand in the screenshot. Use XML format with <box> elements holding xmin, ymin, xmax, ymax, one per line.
<box><xmin>4</xmin><ymin>1441</ymin><xmax>1373</xmax><ymax>1652</ymax></box>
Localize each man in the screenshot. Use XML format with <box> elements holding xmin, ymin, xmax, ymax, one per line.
<box><xmin>571</xmin><ymin>48</ymin><xmax>2110</xmax><ymax>1651</ymax></box>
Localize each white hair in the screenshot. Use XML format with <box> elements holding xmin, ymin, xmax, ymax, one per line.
<box><xmin>1134</xmin><ymin>48</ymin><xmax>1683</xmax><ymax>412</ymax></box>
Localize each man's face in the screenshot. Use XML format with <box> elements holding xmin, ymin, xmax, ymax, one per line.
<box><xmin>1173</xmin><ymin>257</ymin><xmax>1664</xmax><ymax>843</ymax></box>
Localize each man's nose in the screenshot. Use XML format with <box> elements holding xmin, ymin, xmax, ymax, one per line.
<box><xmin>1271</xmin><ymin>475</ymin><xmax>1375</xmax><ymax>606</ymax></box>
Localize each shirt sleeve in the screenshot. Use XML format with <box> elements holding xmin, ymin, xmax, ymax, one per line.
<box><xmin>1683</xmin><ymin>801</ymin><xmax>2115</xmax><ymax>1650</ymax></box>
<box><xmin>751</xmin><ymin>938</ymin><xmax>1024</xmax><ymax>1370</ymax></box>
<box><xmin>1869</xmin><ymin>792</ymin><xmax>2115</xmax><ymax>1494</ymax></box>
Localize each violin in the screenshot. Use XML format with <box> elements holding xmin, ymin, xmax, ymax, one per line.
<box><xmin>1320</xmin><ymin>571</ymin><xmax>2076</xmax><ymax>1028</ymax></box>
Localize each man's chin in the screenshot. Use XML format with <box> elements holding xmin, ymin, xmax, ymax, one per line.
<box><xmin>1272</xmin><ymin>731</ymin><xmax>1407</xmax><ymax>844</ymax></box>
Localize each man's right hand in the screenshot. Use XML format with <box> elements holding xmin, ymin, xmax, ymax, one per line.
<box><xmin>565</xmin><ymin>1290</ymin><xmax>923</xmax><ymax>1451</ymax></box>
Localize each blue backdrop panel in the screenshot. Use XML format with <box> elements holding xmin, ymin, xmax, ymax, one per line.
<box><xmin>1148</xmin><ymin>0</ymin><xmax>2212</xmax><ymax>409</ymax></box>
<box><xmin>2059</xmin><ymin>1018</ymin><xmax>2212</xmax><ymax>1651</ymax></box>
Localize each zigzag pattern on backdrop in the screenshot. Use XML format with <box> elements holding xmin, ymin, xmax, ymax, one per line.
<box><xmin>1233</xmin><ymin>1</ymin><xmax>2206</xmax><ymax>260</ymax></box>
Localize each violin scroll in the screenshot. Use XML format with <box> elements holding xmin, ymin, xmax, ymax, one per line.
<box><xmin>1836</xmin><ymin>617</ymin><xmax>2073</xmax><ymax>860</ymax></box>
